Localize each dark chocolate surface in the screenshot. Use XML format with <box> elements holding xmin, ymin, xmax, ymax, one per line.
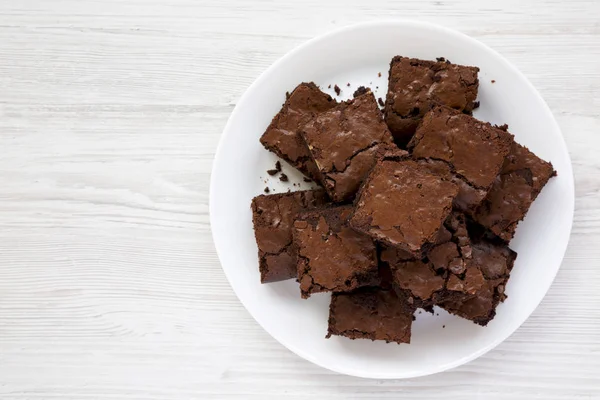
<box><xmin>349</xmin><ymin>157</ymin><xmax>458</xmax><ymax>257</ymax></box>
<box><xmin>294</xmin><ymin>205</ymin><xmax>380</xmax><ymax>298</ymax></box>
<box><xmin>260</xmin><ymin>82</ymin><xmax>336</xmax><ymax>181</ymax></box>
<box><xmin>409</xmin><ymin>106</ymin><xmax>514</xmax><ymax>214</ymax></box>
<box><xmin>251</xmin><ymin>189</ymin><xmax>329</xmax><ymax>283</ymax></box>
<box><xmin>300</xmin><ymin>89</ymin><xmax>395</xmax><ymax>202</ymax></box>
<box><xmin>438</xmin><ymin>237</ymin><xmax>517</xmax><ymax>325</ymax></box>
<box><xmin>327</xmin><ymin>287</ymin><xmax>415</xmax><ymax>344</ymax></box>
<box><xmin>384</xmin><ymin>56</ymin><xmax>479</xmax><ymax>147</ymax></box>
<box><xmin>381</xmin><ymin>212</ymin><xmax>476</xmax><ymax>308</ymax></box>
<box><xmin>473</xmin><ymin>142</ymin><xmax>556</xmax><ymax>242</ymax></box>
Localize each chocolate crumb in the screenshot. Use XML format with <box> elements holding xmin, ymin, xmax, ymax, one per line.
<box><xmin>346</xmin><ymin>83</ymin><xmax>350</xmax><ymax>87</ymax></box>
<box><xmin>264</xmin><ymin>187</ymin><xmax>270</xmax><ymax>193</ymax></box>
<box><xmin>378</xmin><ymin>72</ymin><xmax>382</xmax><ymax>77</ymax></box>
<box><xmin>279</xmin><ymin>173</ymin><xmax>289</xmax><ymax>182</ymax></box>
<box><xmin>287</xmin><ymin>188</ymin><xmax>291</xmax><ymax>193</ymax></box>
<box><xmin>473</xmin><ymin>100</ymin><xmax>480</xmax><ymax>109</ymax></box>
<box><xmin>275</xmin><ymin>161</ymin><xmax>282</xmax><ymax>172</ymax></box>
<box><xmin>443</xmin><ymin>325</ymin><xmax>445</xmax><ymax>328</ymax></box>
<box><xmin>436</xmin><ymin>57</ymin><xmax>446</xmax><ymax>62</ymax></box>
<box><xmin>353</xmin><ymin>86</ymin><xmax>369</xmax><ymax>98</ymax></box>
<box><xmin>334</xmin><ymin>85</ymin><xmax>341</xmax><ymax>96</ymax></box>
<box><xmin>267</xmin><ymin>169</ymin><xmax>278</xmax><ymax>176</ymax></box>
<box><xmin>328</xmin><ymin>84</ymin><xmax>331</xmax><ymax>89</ymax></box>
<box><xmin>285</xmin><ymin>91</ymin><xmax>290</xmax><ymax>99</ymax></box>
<box><xmin>492</xmin><ymin>79</ymin><xmax>496</xmax><ymax>83</ymax></box>
<box><xmin>303</xmin><ymin>177</ymin><xmax>312</xmax><ymax>182</ymax></box>
<box><xmin>378</xmin><ymin>97</ymin><xmax>385</xmax><ymax>107</ymax></box>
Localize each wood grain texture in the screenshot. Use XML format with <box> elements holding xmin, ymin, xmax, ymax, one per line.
<box><xmin>0</xmin><ymin>0</ymin><xmax>599</xmax><ymax>398</ymax></box>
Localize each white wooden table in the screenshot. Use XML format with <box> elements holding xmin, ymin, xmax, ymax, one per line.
<box><xmin>1</xmin><ymin>1</ymin><xmax>599</xmax><ymax>398</ymax></box>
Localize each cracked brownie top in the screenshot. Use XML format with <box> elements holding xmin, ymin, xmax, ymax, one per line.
<box><xmin>293</xmin><ymin>205</ymin><xmax>379</xmax><ymax>299</ymax></box>
<box><xmin>260</xmin><ymin>82</ymin><xmax>337</xmax><ymax>182</ymax></box>
<box><xmin>299</xmin><ymin>88</ymin><xmax>395</xmax><ymax>203</ymax></box>
<box><xmin>408</xmin><ymin>106</ymin><xmax>514</xmax><ymax>214</ymax></box>
<box><xmin>473</xmin><ymin>141</ymin><xmax>556</xmax><ymax>242</ymax></box>
<box><xmin>349</xmin><ymin>156</ymin><xmax>459</xmax><ymax>257</ymax></box>
<box><xmin>384</xmin><ymin>56</ymin><xmax>479</xmax><ymax>147</ymax></box>
<box><xmin>251</xmin><ymin>189</ymin><xmax>329</xmax><ymax>283</ymax></box>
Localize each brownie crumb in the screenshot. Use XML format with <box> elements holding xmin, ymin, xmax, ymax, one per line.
<box><xmin>303</xmin><ymin>177</ymin><xmax>312</xmax><ymax>182</ymax></box>
<box><xmin>275</xmin><ymin>161</ymin><xmax>282</xmax><ymax>172</ymax></box>
<box><xmin>352</xmin><ymin>86</ymin><xmax>369</xmax><ymax>98</ymax></box>
<box><xmin>328</xmin><ymin>84</ymin><xmax>331</xmax><ymax>89</ymax></box>
<box><xmin>378</xmin><ymin>97</ymin><xmax>385</xmax><ymax>107</ymax></box>
<box><xmin>285</xmin><ymin>91</ymin><xmax>291</xmax><ymax>99</ymax></box>
<box><xmin>287</xmin><ymin>188</ymin><xmax>291</xmax><ymax>193</ymax></box>
<box><xmin>267</xmin><ymin>169</ymin><xmax>278</xmax><ymax>176</ymax></box>
<box><xmin>347</xmin><ymin>83</ymin><xmax>350</xmax><ymax>87</ymax></box>
<box><xmin>491</xmin><ymin>79</ymin><xmax>496</xmax><ymax>83</ymax></box>
<box><xmin>378</xmin><ymin>72</ymin><xmax>382</xmax><ymax>77</ymax></box>
<box><xmin>443</xmin><ymin>325</ymin><xmax>445</xmax><ymax>328</ymax></box>
<box><xmin>436</xmin><ymin>57</ymin><xmax>446</xmax><ymax>62</ymax></box>
<box><xmin>264</xmin><ymin>187</ymin><xmax>270</xmax><ymax>193</ymax></box>
<box><xmin>334</xmin><ymin>85</ymin><xmax>341</xmax><ymax>96</ymax></box>
<box><xmin>279</xmin><ymin>173</ymin><xmax>289</xmax><ymax>182</ymax></box>
<box><xmin>473</xmin><ymin>100</ymin><xmax>480</xmax><ymax>109</ymax></box>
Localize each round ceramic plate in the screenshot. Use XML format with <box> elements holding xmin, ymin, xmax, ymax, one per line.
<box><xmin>210</xmin><ymin>20</ymin><xmax>574</xmax><ymax>379</ymax></box>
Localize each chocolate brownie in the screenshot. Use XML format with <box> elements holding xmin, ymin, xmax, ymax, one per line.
<box><xmin>381</xmin><ymin>212</ymin><xmax>476</xmax><ymax>309</ymax></box>
<box><xmin>326</xmin><ymin>287</ymin><xmax>415</xmax><ymax>344</ymax></box>
<box><xmin>349</xmin><ymin>156</ymin><xmax>458</xmax><ymax>257</ymax></box>
<box><xmin>251</xmin><ymin>189</ymin><xmax>329</xmax><ymax>283</ymax></box>
<box><xmin>293</xmin><ymin>205</ymin><xmax>380</xmax><ymax>298</ymax></box>
<box><xmin>473</xmin><ymin>142</ymin><xmax>556</xmax><ymax>242</ymax></box>
<box><xmin>438</xmin><ymin>238</ymin><xmax>517</xmax><ymax>326</ymax></box>
<box><xmin>260</xmin><ymin>82</ymin><xmax>336</xmax><ymax>181</ymax></box>
<box><xmin>300</xmin><ymin>88</ymin><xmax>395</xmax><ymax>202</ymax></box>
<box><xmin>408</xmin><ymin>106</ymin><xmax>514</xmax><ymax>214</ymax></box>
<box><xmin>384</xmin><ymin>56</ymin><xmax>479</xmax><ymax>147</ymax></box>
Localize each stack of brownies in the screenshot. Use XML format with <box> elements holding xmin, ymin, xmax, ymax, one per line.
<box><xmin>251</xmin><ymin>56</ymin><xmax>556</xmax><ymax>344</ymax></box>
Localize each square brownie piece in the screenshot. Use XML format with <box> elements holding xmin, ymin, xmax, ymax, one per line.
<box><xmin>473</xmin><ymin>141</ymin><xmax>556</xmax><ymax>242</ymax></box>
<box><xmin>300</xmin><ymin>88</ymin><xmax>395</xmax><ymax>202</ymax></box>
<box><xmin>251</xmin><ymin>189</ymin><xmax>329</xmax><ymax>283</ymax></box>
<box><xmin>260</xmin><ymin>82</ymin><xmax>336</xmax><ymax>181</ymax></box>
<box><xmin>349</xmin><ymin>156</ymin><xmax>458</xmax><ymax>257</ymax></box>
<box><xmin>380</xmin><ymin>212</ymin><xmax>477</xmax><ymax>309</ymax></box>
<box><xmin>437</xmin><ymin>238</ymin><xmax>517</xmax><ymax>326</ymax></box>
<box><xmin>293</xmin><ymin>205</ymin><xmax>380</xmax><ymax>298</ymax></box>
<box><xmin>384</xmin><ymin>56</ymin><xmax>479</xmax><ymax>147</ymax></box>
<box><xmin>408</xmin><ymin>106</ymin><xmax>514</xmax><ymax>214</ymax></box>
<box><xmin>326</xmin><ymin>287</ymin><xmax>416</xmax><ymax>344</ymax></box>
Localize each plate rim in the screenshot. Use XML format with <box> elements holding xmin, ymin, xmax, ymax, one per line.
<box><xmin>209</xmin><ymin>19</ymin><xmax>575</xmax><ymax>379</ymax></box>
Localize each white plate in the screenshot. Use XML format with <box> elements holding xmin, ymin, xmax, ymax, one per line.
<box><xmin>210</xmin><ymin>20</ymin><xmax>574</xmax><ymax>379</ymax></box>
